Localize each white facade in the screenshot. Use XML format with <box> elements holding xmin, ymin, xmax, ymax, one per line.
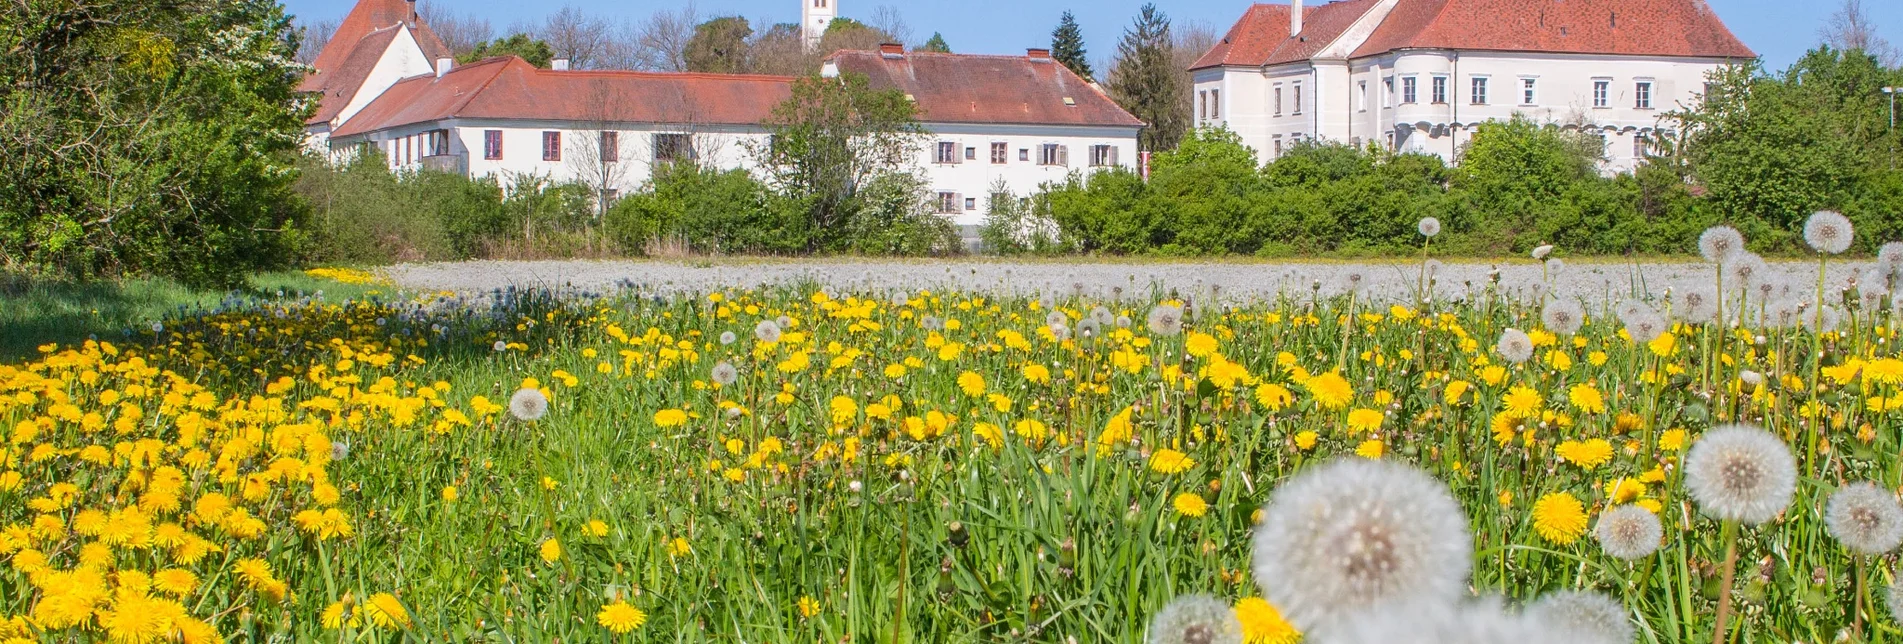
<box><xmin>917</xmin><ymin>123</ymin><xmax>1139</xmax><ymax>227</ymax></box>
<box><xmin>802</xmin><ymin>0</ymin><xmax>837</xmax><ymax>50</ymax></box>
<box><xmin>1192</xmin><ymin>0</ymin><xmax>1749</xmax><ymax>175</ymax></box>
<box><xmin>303</xmin><ymin>25</ymin><xmax>437</xmax><ymax>152</ymax></box>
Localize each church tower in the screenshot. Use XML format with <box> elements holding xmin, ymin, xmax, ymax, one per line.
<box><xmin>801</xmin><ymin>0</ymin><xmax>835</xmax><ymax>51</ymax></box>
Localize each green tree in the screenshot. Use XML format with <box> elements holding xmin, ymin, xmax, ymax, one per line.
<box><xmin>1051</xmin><ymin>11</ymin><xmax>1093</xmax><ymax>81</ymax></box>
<box><xmin>1455</xmin><ymin>116</ymin><xmax>1620</xmax><ymax>252</ymax></box>
<box><xmin>754</xmin><ymin>72</ymin><xmax>924</xmax><ymax>250</ymax></box>
<box><xmin>918</xmin><ymin>32</ymin><xmax>951</xmax><ymax>53</ymax></box>
<box><xmin>1109</xmin><ymin>4</ymin><xmax>1188</xmax><ymax>152</ymax></box>
<box><xmin>464</xmin><ymin>33</ymin><xmax>555</xmax><ymax>67</ymax></box>
<box><xmin>684</xmin><ymin>16</ymin><xmax>753</xmax><ymax>74</ymax></box>
<box><xmin>0</xmin><ymin>0</ymin><xmax>310</xmax><ymax>287</ymax></box>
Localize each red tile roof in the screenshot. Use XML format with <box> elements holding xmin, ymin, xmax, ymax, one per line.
<box><xmin>1191</xmin><ymin>0</ymin><xmax>1380</xmax><ymax>70</ymax></box>
<box><xmin>1193</xmin><ymin>0</ymin><xmax>1753</xmax><ymax>70</ymax></box>
<box><xmin>828</xmin><ymin>50</ymin><xmax>1145</xmax><ymax>128</ymax></box>
<box><xmin>333</xmin><ymin>57</ymin><xmax>796</xmax><ymax>137</ymax></box>
<box><xmin>1352</xmin><ymin>0</ymin><xmax>1754</xmax><ymax>59</ymax></box>
<box><xmin>301</xmin><ymin>0</ymin><xmax>452</xmax><ymax>125</ymax></box>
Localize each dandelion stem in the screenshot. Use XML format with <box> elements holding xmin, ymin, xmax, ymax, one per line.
<box><xmin>1711</xmin><ymin>520</ymin><xmax>1739</xmax><ymax>644</ymax></box>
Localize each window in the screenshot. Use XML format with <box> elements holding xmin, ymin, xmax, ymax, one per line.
<box><xmin>1198</xmin><ymin>90</ymin><xmax>1208</xmax><ymax>120</ymax></box>
<box><xmin>1470</xmin><ymin>77</ymin><xmax>1488</xmax><ymax>105</ymax></box>
<box><xmin>964</xmin><ymin>197</ymin><xmax>977</xmax><ymax>211</ymax></box>
<box><xmin>1019</xmin><ymin>148</ymin><xmax>1030</xmax><ymax>162</ymax></box>
<box><xmin>1431</xmin><ymin>76</ymin><xmax>1447</xmax><ymax>104</ymax></box>
<box><xmin>483</xmin><ymin>130</ymin><xmax>503</xmax><ymax>160</ymax></box>
<box><xmin>1292</xmin><ymin>83</ymin><xmax>1303</xmax><ymax>115</ymax></box>
<box><xmin>935</xmin><ymin>141</ymin><xmax>958</xmax><ymax>164</ymax></box>
<box><xmin>991</xmin><ymin>142</ymin><xmax>1008</xmax><ymax>164</ymax></box>
<box><xmin>429</xmin><ymin>130</ymin><xmax>450</xmax><ymax>156</ymax></box>
<box><xmin>1211</xmin><ymin>89</ymin><xmax>1220</xmax><ymax>119</ymax></box>
<box><xmin>1402</xmin><ymin>77</ymin><xmax>1417</xmax><ymax>104</ymax></box>
<box><xmin>600</xmin><ymin>131</ymin><xmax>619</xmax><ymax>162</ymax></box>
<box><xmin>1592</xmin><ymin>80</ymin><xmax>1610</xmax><ymax>108</ymax></box>
<box><xmin>402</xmin><ymin>136</ymin><xmax>412</xmax><ymax>164</ymax></box>
<box><xmin>1383</xmin><ymin>77</ymin><xmax>1394</xmax><ymax>107</ymax></box>
<box><xmin>935</xmin><ymin>192</ymin><xmax>959</xmax><ymax>214</ymax></box>
<box><xmin>1272</xmin><ymin>136</ymin><xmax>1283</xmax><ymax>158</ymax></box>
<box><xmin>1358</xmin><ymin>81</ymin><xmax>1368</xmax><ymax>112</ymax></box>
<box><xmin>965</xmin><ymin>146</ymin><xmax>976</xmax><ymax>161</ymax></box>
<box><xmin>1632</xmin><ymin>133</ymin><xmax>1648</xmax><ymax>158</ymax></box>
<box><xmin>1089</xmin><ymin>144</ymin><xmax>1117</xmax><ymax>167</ymax></box>
<box><xmin>541</xmin><ymin>131</ymin><xmax>561</xmax><ymax>161</ymax></box>
<box><xmin>1038</xmin><ymin>144</ymin><xmax>1067</xmax><ymax>167</ymax></box>
<box><xmin>1521</xmin><ymin>78</ymin><xmax>1536</xmax><ymax>105</ymax></box>
<box><xmin>653</xmin><ymin>133</ymin><xmax>694</xmax><ymax>163</ymax></box>
<box><xmin>1273</xmin><ymin>87</ymin><xmax>1284</xmax><ymax>116</ymax></box>
<box><xmin>1634</xmin><ymin>81</ymin><xmax>1652</xmax><ymax>109</ymax></box>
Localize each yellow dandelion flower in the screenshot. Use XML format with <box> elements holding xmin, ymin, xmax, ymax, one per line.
<box><xmin>441</xmin><ymin>485</ymin><xmax>458</xmax><ymax>502</ymax></box>
<box><xmin>1553</xmin><ymin>439</ymin><xmax>1614</xmax><ymax>469</ymax></box>
<box><xmin>1532</xmin><ymin>492</ymin><xmax>1589</xmax><ymax>545</ymax></box>
<box><xmin>1354</xmin><ymin>439</ymin><xmax>1385</xmax><ymax>459</ymax></box>
<box><xmin>1173</xmin><ymin>492</ymin><xmax>1209</xmax><ymax>517</ymax></box>
<box><xmin>1234</xmin><ymin>597</ymin><xmax>1301</xmax><ymax>644</ymax></box>
<box><xmin>1022</xmin><ymin>363</ymin><xmax>1052</xmax><ymax>384</ymax></box>
<box><xmin>1346</xmin><ymin>408</ymin><xmax>1383</xmax><ymax>434</ymax></box>
<box><xmin>1502</xmin><ymin>386</ymin><xmax>1544</xmax><ymax>419</ymax></box>
<box><xmin>1255</xmin><ymin>383</ymin><xmax>1293</xmax><ymax>411</ymax></box>
<box><xmin>1185</xmin><ymin>332</ymin><xmax>1220</xmax><ymax>358</ymax></box>
<box><xmin>1303</xmin><ymin>372</ymin><xmax>1354</xmax><ymax>410</ymax></box>
<box><xmin>1568</xmin><ymin>383</ymin><xmax>1606</xmax><ymax>414</ymax></box>
<box><xmin>1443</xmin><ymin>380</ymin><xmax>1472</xmax><ymax>405</ymax></box>
<box><xmin>1293</xmin><ymin>431</ymin><xmax>1318</xmax><ymax>451</ymax></box>
<box><xmin>1658</xmin><ymin>429</ymin><xmax>1688</xmax><ymax>451</ymax></box>
<box><xmin>654</xmin><ymin>409</ymin><xmax>688</xmax><ymax>428</ymax></box>
<box><xmin>597</xmin><ymin>601</ymin><xmax>648</xmax><ymax>634</ymax></box>
<box><xmin>1149</xmin><ymin>448</ymin><xmax>1196</xmax><ymax>474</ymax></box>
<box><xmin>539</xmin><ymin>538</ymin><xmax>562</xmax><ymax>563</ymax></box>
<box><xmin>363</xmin><ymin>593</ymin><xmax>411</xmax><ymax>630</ymax></box>
<box><xmin>153</xmin><ymin>569</ymin><xmax>197</xmax><ymax>597</ymax></box>
<box><xmin>797</xmin><ymin>595</ymin><xmax>822</xmax><ymax>619</ymax></box>
<box><xmin>956</xmin><ymin>371</ymin><xmax>986</xmax><ymax>398</ymax></box>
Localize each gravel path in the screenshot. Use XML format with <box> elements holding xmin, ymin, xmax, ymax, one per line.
<box><xmin>386</xmin><ymin>258</ymin><xmax>1875</xmax><ymax>306</ymax></box>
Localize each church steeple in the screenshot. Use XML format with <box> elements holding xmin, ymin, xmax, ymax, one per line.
<box><xmin>800</xmin><ymin>0</ymin><xmax>836</xmax><ymax>51</ymax></box>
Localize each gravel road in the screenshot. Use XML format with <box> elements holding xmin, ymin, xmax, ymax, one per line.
<box><xmin>385</xmin><ymin>258</ymin><xmax>1879</xmax><ymax>307</ymax></box>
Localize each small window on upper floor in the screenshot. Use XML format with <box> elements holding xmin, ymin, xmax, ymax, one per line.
<box><xmin>1593</xmin><ymin>80</ymin><xmax>1610</xmax><ymax>108</ymax></box>
<box><xmin>1470</xmin><ymin>77</ymin><xmax>1488</xmax><ymax>105</ymax></box>
<box><xmin>541</xmin><ymin>131</ymin><xmax>561</xmax><ymax>162</ymax></box>
<box><xmin>1634</xmin><ymin>81</ymin><xmax>1653</xmax><ymax>109</ymax></box>
<box><xmin>1521</xmin><ymin>78</ymin><xmax>1536</xmax><ymax>105</ymax></box>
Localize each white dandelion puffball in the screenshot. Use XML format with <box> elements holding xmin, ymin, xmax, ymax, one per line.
<box><xmin>508</xmin><ymin>387</ymin><xmax>548</xmax><ymax>422</ymax></box>
<box><xmin>711</xmin><ymin>361</ymin><xmax>739</xmax><ymax>387</ymax></box>
<box><xmin>1826</xmin><ymin>482</ymin><xmax>1903</xmax><ymax>555</ymax></box>
<box><xmin>1698</xmin><ymin>225</ymin><xmax>1745</xmax><ymax>264</ymax></box>
<box><xmin>1495</xmin><ymin>329</ymin><xmax>1534</xmax><ymax>363</ymax></box>
<box><xmin>330</xmin><ymin>441</ymin><xmax>350</xmax><ymax>461</ymax></box>
<box><xmin>1674</xmin><ymin>289</ymin><xmax>1716</xmax><ymax>324</ymax></box>
<box><xmin>1542</xmin><ymin>299</ymin><xmax>1585</xmax><ymax>336</ymax></box>
<box><xmin>1424</xmin><ymin>259</ymin><xmax>1444</xmax><ymax>279</ymax></box>
<box><xmin>1418</xmin><ymin>217</ymin><xmax>1442</xmax><ymax>238</ymax></box>
<box><xmin>1049</xmin><ymin>323</ymin><xmax>1071</xmax><ymax>342</ymax></box>
<box><xmin>1891</xmin><ymin>576</ymin><xmax>1903</xmax><ymax>624</ymax></box>
<box><xmin>1879</xmin><ymin>241</ymin><xmax>1903</xmax><ymax>273</ymax></box>
<box><xmin>493</xmin><ymin>340</ymin><xmax>509</xmax><ymax>352</ymax></box>
<box><xmin>1623</xmin><ymin>311</ymin><xmax>1667</xmax><ymax>344</ymax></box>
<box><xmin>1531</xmin><ymin>244</ymin><xmax>1555</xmax><ymax>260</ymax></box>
<box><xmin>1147</xmin><ymin>305</ymin><xmax>1184</xmax><ymax>337</ymax></box>
<box><xmin>1804</xmin><ymin>210</ymin><xmax>1854</xmax><ymax>254</ymax></box>
<box><xmin>1684</xmin><ymin>425</ymin><xmax>1797</xmax><ymax>525</ymax></box>
<box><xmin>754</xmin><ymin>319</ymin><xmax>783</xmax><ymax>343</ymax></box>
<box><xmin>1524</xmin><ymin>591</ymin><xmax>1633</xmax><ymax>644</ymax></box>
<box><xmin>1251</xmin><ymin>458</ymin><xmax>1472</xmax><ymax>634</ymax></box>
<box><xmin>1725</xmin><ymin>253</ymin><xmax>1768</xmax><ymax>289</ymax></box>
<box><xmin>1595</xmin><ymin>504</ymin><xmax>1663</xmax><ymax>561</ymax></box>
<box><xmin>1146</xmin><ymin>594</ymin><xmax>1243</xmax><ymax>644</ymax></box>
<box><xmin>1802</xmin><ymin>305</ymin><xmax>1841</xmax><ymax>334</ymax></box>
<box><xmin>1046</xmin><ymin>310</ymin><xmax>1070</xmax><ymax>329</ymax></box>
<box><xmin>719</xmin><ymin>331</ymin><xmax>737</xmax><ymax>345</ymax></box>
<box><xmin>1318</xmin><ymin>597</ymin><xmax>1533</xmax><ymax>644</ymax></box>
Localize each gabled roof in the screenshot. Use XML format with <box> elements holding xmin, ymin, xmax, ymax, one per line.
<box><xmin>1193</xmin><ymin>0</ymin><xmax>1754</xmax><ymax>71</ymax></box>
<box><xmin>333</xmin><ymin>57</ymin><xmax>796</xmax><ymax>137</ymax></box>
<box><xmin>827</xmin><ymin>49</ymin><xmax>1145</xmax><ymax>128</ymax></box>
<box><xmin>1352</xmin><ymin>0</ymin><xmax>1754</xmax><ymax>59</ymax></box>
<box><xmin>300</xmin><ymin>0</ymin><xmax>452</xmax><ymax>125</ymax></box>
<box><xmin>1190</xmin><ymin>0</ymin><xmax>1380</xmax><ymax>70</ymax></box>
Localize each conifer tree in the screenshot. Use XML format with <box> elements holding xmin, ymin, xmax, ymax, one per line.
<box><xmin>1108</xmin><ymin>4</ymin><xmax>1187</xmax><ymax>151</ymax></box>
<box><xmin>1051</xmin><ymin>11</ymin><xmax>1093</xmax><ymax>81</ymax></box>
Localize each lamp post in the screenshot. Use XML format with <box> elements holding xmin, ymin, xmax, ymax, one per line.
<box><xmin>1885</xmin><ymin>86</ymin><xmax>1897</xmax><ymax>169</ymax></box>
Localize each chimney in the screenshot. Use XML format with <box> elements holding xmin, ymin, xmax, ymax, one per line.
<box><xmin>1027</xmin><ymin>48</ymin><xmax>1052</xmax><ymax>61</ymax></box>
<box><xmin>406</xmin><ymin>0</ymin><xmax>418</xmax><ymax>23</ymax></box>
<box><xmin>436</xmin><ymin>57</ymin><xmax>453</xmax><ymax>77</ymax></box>
<box><xmin>1291</xmin><ymin>0</ymin><xmax>1304</xmax><ymax>36</ymax></box>
<box><xmin>879</xmin><ymin>43</ymin><xmax>905</xmax><ymax>58</ymax></box>
<box><xmin>551</xmin><ymin>58</ymin><xmax>570</xmax><ymax>71</ymax></box>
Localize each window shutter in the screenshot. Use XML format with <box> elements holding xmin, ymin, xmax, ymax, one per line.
<box><xmin>1110</xmin><ymin>146</ymin><xmax>1120</xmax><ymax>167</ymax></box>
<box><xmin>952</xmin><ymin>193</ymin><xmax>963</xmax><ymax>213</ymax></box>
<box><xmin>1058</xmin><ymin>145</ymin><xmax>1069</xmax><ymax>168</ymax></box>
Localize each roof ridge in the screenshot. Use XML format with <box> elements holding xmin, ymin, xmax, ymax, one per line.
<box><xmin>543</xmin><ymin>69</ymin><xmax>797</xmax><ymax>82</ymax></box>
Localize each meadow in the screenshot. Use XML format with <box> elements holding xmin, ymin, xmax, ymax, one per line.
<box><xmin>5</xmin><ymin>215</ymin><xmax>1903</xmax><ymax>643</ymax></box>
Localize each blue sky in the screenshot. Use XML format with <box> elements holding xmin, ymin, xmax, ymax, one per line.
<box><xmin>285</xmin><ymin>0</ymin><xmax>1898</xmax><ymax>71</ymax></box>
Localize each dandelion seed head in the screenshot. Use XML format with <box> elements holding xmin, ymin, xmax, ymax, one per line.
<box><xmin>330</xmin><ymin>441</ymin><xmax>349</xmax><ymax>461</ymax></box>
<box><xmin>1418</xmin><ymin>217</ymin><xmax>1442</xmax><ymax>238</ymax></box>
<box><xmin>1802</xmin><ymin>305</ymin><xmax>1841</xmax><ymax>334</ymax></box>
<box><xmin>1532</xmin><ymin>245</ymin><xmax>1555</xmax><ymax>260</ymax></box>
<box><xmin>493</xmin><ymin>340</ymin><xmax>509</xmax><ymax>352</ymax></box>
<box><xmin>1524</xmin><ymin>591</ymin><xmax>1632</xmax><ymax>644</ymax></box>
<box><xmin>1542</xmin><ymin>299</ymin><xmax>1585</xmax><ymax>336</ymax></box>
<box><xmin>1148</xmin><ymin>305</ymin><xmax>1184</xmax><ymax>336</ymax></box>
<box><xmin>1684</xmin><ymin>424</ymin><xmax>1797</xmax><ymax>525</ymax></box>
<box><xmin>1826</xmin><ymin>482</ymin><xmax>1903</xmax><ymax>555</ymax></box>
<box><xmin>1623</xmin><ymin>312</ymin><xmax>1666</xmax><ymax>344</ymax></box>
<box><xmin>1092</xmin><ymin>306</ymin><xmax>1115</xmax><ymax>325</ymax></box>
<box><xmin>1594</xmin><ymin>504</ymin><xmax>1662</xmax><ymax>561</ymax></box>
<box><xmin>1318</xmin><ymin>597</ymin><xmax>1532</xmax><ymax>644</ymax></box>
<box><xmin>754</xmin><ymin>320</ymin><xmax>783</xmax><ymax>343</ymax></box>
<box><xmin>1250</xmin><ymin>458</ymin><xmax>1471</xmax><ymax>634</ymax></box>
<box><xmin>1495</xmin><ymin>329</ymin><xmax>1534</xmax><ymax>363</ymax></box>
<box><xmin>719</xmin><ymin>331</ymin><xmax>737</xmax><ymax>345</ymax></box>
<box><xmin>509</xmin><ymin>388</ymin><xmax>548</xmax><ymax>422</ymax></box>
<box><xmin>1116</xmin><ymin>315</ymin><xmax>1133</xmax><ymax>329</ymax></box>
<box><xmin>1804</xmin><ymin>210</ymin><xmax>1854</xmax><ymax>254</ymax></box>
<box><xmin>1050</xmin><ymin>323</ymin><xmax>1071</xmax><ymax>342</ymax></box>
<box><xmin>711</xmin><ymin>362</ymin><xmax>738</xmax><ymax>387</ymax></box>
<box><xmin>1424</xmin><ymin>259</ymin><xmax>1444</xmax><ymax>279</ymax></box>
<box><xmin>1675</xmin><ymin>289</ymin><xmax>1716</xmax><ymax>324</ymax></box>
<box><xmin>1698</xmin><ymin>226</ymin><xmax>1745</xmax><ymax>264</ymax></box>
<box><xmin>1726</xmin><ymin>253</ymin><xmax>1768</xmax><ymax>289</ymax></box>
<box><xmin>1047</xmin><ymin>311</ymin><xmax>1070</xmax><ymax>329</ymax></box>
<box><xmin>1147</xmin><ymin>594</ymin><xmax>1243</xmax><ymax>644</ymax></box>
<box><xmin>1880</xmin><ymin>242</ymin><xmax>1903</xmax><ymax>274</ymax></box>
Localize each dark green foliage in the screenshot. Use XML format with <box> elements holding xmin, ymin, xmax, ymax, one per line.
<box><xmin>1051</xmin><ymin>11</ymin><xmax>1093</xmax><ymax>81</ymax></box>
<box><xmin>464</xmin><ymin>33</ymin><xmax>555</xmax><ymax>67</ymax></box>
<box><xmin>685</xmin><ymin>16</ymin><xmax>753</xmax><ymax>74</ymax></box>
<box><xmin>0</xmin><ymin>0</ymin><xmax>311</xmax><ymax>288</ymax></box>
<box><xmin>755</xmin><ymin>72</ymin><xmax>926</xmax><ymax>250</ymax></box>
<box><xmin>605</xmin><ymin>162</ymin><xmax>796</xmax><ymax>254</ymax></box>
<box><xmin>1108</xmin><ymin>4</ymin><xmax>1188</xmax><ymax>152</ymax></box>
<box><xmin>918</xmin><ymin>33</ymin><xmax>951</xmax><ymax>53</ymax></box>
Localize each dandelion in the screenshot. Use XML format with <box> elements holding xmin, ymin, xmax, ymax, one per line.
<box><xmin>1318</xmin><ymin>597</ymin><xmax>1529</xmax><ymax>644</ymax></box>
<box><xmin>1303</xmin><ymin>372</ymin><xmax>1354</xmax><ymax>410</ymax></box>
<box><xmin>1542</xmin><ymin>299</ymin><xmax>1585</xmax><ymax>336</ymax></box>
<box><xmin>1553</xmin><ymin>439</ymin><xmax>1613</xmax><ymax>469</ymax></box>
<box><xmin>1698</xmin><ymin>225</ymin><xmax>1745</xmax><ymax>264</ymax></box>
<box><xmin>1685</xmin><ymin>425</ymin><xmax>1796</xmax><ymax>525</ymax></box>
<box><xmin>754</xmin><ymin>319</ymin><xmax>783</xmax><ymax>343</ymax></box>
<box><xmin>1418</xmin><ymin>217</ymin><xmax>1442</xmax><ymax>238</ymax></box>
<box><xmin>1826</xmin><ymin>482</ymin><xmax>1903</xmax><ymax>555</ymax></box>
<box><xmin>1495</xmin><ymin>329</ymin><xmax>1533</xmax><ymax>363</ymax></box>
<box><xmin>363</xmin><ymin>593</ymin><xmax>411</xmax><ymax>629</ymax></box>
<box><xmin>1173</xmin><ymin>492</ymin><xmax>1209</xmax><ymax>517</ymax></box>
<box><xmin>1623</xmin><ymin>310</ymin><xmax>1666</xmax><ymax>344</ymax></box>
<box><xmin>1880</xmin><ymin>241</ymin><xmax>1903</xmax><ymax>273</ymax></box>
<box><xmin>539</xmin><ymin>538</ymin><xmax>562</xmax><ymax>563</ymax></box>
<box><xmin>1804</xmin><ymin>210</ymin><xmax>1854</xmax><ymax>254</ymax></box>
<box><xmin>1150</xmin><ymin>449</ymin><xmax>1196</xmax><ymax>474</ymax></box>
<box><xmin>493</xmin><ymin>340</ymin><xmax>508</xmax><ymax>352</ymax></box>
<box><xmin>597</xmin><ymin>601</ymin><xmax>647</xmax><ymax>634</ymax></box>
<box><xmin>957</xmin><ymin>371</ymin><xmax>986</xmax><ymax>398</ymax></box>
<box><xmin>1595</xmin><ymin>504</ymin><xmax>1663</xmax><ymax>560</ymax></box>
<box><xmin>1147</xmin><ymin>594</ymin><xmax>1243</xmax><ymax>644</ymax></box>
<box><xmin>1148</xmin><ymin>305</ymin><xmax>1185</xmax><ymax>336</ymax></box>
<box><xmin>1726</xmin><ymin>252</ymin><xmax>1767</xmax><ymax>289</ymax></box>
<box><xmin>797</xmin><ymin>595</ymin><xmax>822</xmax><ymax>619</ymax></box>
<box><xmin>719</xmin><ymin>331</ymin><xmax>737</xmax><ymax>345</ymax></box>
<box><xmin>1675</xmin><ymin>289</ymin><xmax>1716</xmax><ymax>324</ymax></box>
<box><xmin>1233</xmin><ymin>597</ymin><xmax>1300</xmax><ymax>644</ymax></box>
<box><xmin>1250</xmin><ymin>458</ymin><xmax>1471</xmax><ymax>633</ymax></box>
<box><xmin>1531</xmin><ymin>492</ymin><xmax>1589</xmax><ymax>545</ymax></box>
<box><xmin>711</xmin><ymin>362</ymin><xmax>738</xmax><ymax>386</ymax></box>
<box><xmin>1525</xmin><ymin>590</ymin><xmax>1632</xmax><ymax>644</ymax></box>
<box><xmin>1802</xmin><ymin>305</ymin><xmax>1841</xmax><ymax>334</ymax></box>
<box><xmin>508</xmin><ymin>388</ymin><xmax>548</xmax><ymax>421</ymax></box>
<box><xmin>1532</xmin><ymin>244</ymin><xmax>1555</xmax><ymax>260</ymax></box>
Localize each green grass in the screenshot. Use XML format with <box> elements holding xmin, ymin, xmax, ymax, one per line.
<box><xmin>0</xmin><ymin>271</ymin><xmax>390</xmax><ymax>361</ymax></box>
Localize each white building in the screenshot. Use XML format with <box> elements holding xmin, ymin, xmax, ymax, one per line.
<box><xmin>302</xmin><ymin>0</ymin><xmax>1143</xmax><ymax>242</ymax></box>
<box><xmin>1190</xmin><ymin>0</ymin><xmax>1755</xmax><ymax>174</ymax></box>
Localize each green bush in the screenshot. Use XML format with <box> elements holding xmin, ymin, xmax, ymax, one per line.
<box><xmin>605</xmin><ymin>162</ymin><xmax>803</xmax><ymax>255</ymax></box>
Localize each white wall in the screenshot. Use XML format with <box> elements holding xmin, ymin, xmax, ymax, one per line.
<box><xmin>914</xmin><ymin>123</ymin><xmax>1141</xmax><ymax>227</ymax></box>
<box><xmin>333</xmin><ymin>26</ymin><xmax>437</xmax><ymax>130</ymax></box>
<box><xmin>346</xmin><ymin>120</ymin><xmax>770</xmax><ymax>193</ymax></box>
<box><xmin>1195</xmin><ymin>64</ymin><xmax>1321</xmax><ymax>162</ymax></box>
